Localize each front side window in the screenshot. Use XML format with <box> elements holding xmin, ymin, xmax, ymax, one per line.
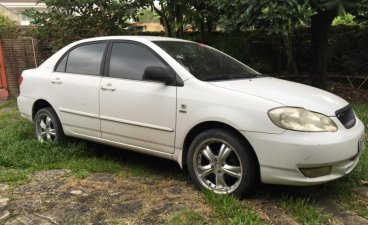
<box><xmin>154</xmin><ymin>41</ymin><xmax>259</xmax><ymax>81</ymax></box>
<box><xmin>109</xmin><ymin>42</ymin><xmax>165</xmax><ymax>80</ymax></box>
<box><xmin>65</xmin><ymin>43</ymin><xmax>106</xmax><ymax>76</ymax></box>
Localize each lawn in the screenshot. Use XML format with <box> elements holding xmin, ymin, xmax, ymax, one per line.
<box><xmin>0</xmin><ymin>100</ymin><xmax>265</xmax><ymax>224</ymax></box>
<box><xmin>0</xmin><ymin>100</ymin><xmax>367</xmax><ymax>224</ymax></box>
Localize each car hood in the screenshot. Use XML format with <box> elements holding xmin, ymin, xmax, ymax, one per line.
<box><xmin>209</xmin><ymin>77</ymin><xmax>348</xmax><ymax>116</ymax></box>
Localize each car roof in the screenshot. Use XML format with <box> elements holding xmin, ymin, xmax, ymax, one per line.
<box><xmin>77</xmin><ymin>36</ymin><xmax>193</xmax><ymax>43</ymax></box>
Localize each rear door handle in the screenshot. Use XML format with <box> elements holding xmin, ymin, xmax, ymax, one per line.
<box><xmin>101</xmin><ymin>84</ymin><xmax>116</xmax><ymax>91</ymax></box>
<box><xmin>51</xmin><ymin>77</ymin><xmax>62</xmax><ymax>84</ymax></box>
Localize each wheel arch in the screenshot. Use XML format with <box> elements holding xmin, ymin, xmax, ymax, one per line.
<box><xmin>181</xmin><ymin>121</ymin><xmax>260</xmax><ymax>176</ymax></box>
<box><xmin>32</xmin><ymin>99</ymin><xmax>55</xmax><ymax>121</ymax></box>
<box><xmin>32</xmin><ymin>99</ymin><xmax>65</xmax><ymax>142</ymax></box>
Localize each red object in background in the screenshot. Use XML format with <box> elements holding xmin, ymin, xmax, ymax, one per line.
<box><xmin>0</xmin><ymin>89</ymin><xmax>8</xmax><ymax>98</ymax></box>
<box><xmin>18</xmin><ymin>75</ymin><xmax>23</xmax><ymax>85</ymax></box>
<box><xmin>0</xmin><ymin>41</ymin><xmax>9</xmax><ymax>99</ymax></box>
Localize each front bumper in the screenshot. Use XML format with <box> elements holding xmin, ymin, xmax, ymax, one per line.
<box><xmin>242</xmin><ymin>118</ymin><xmax>365</xmax><ymax>186</ymax></box>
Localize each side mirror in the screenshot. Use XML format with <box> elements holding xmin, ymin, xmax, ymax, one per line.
<box><xmin>143</xmin><ymin>67</ymin><xmax>176</xmax><ymax>85</ymax></box>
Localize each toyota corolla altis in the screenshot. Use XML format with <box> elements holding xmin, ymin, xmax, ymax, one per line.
<box><xmin>17</xmin><ymin>36</ymin><xmax>366</xmax><ymax>197</ymax></box>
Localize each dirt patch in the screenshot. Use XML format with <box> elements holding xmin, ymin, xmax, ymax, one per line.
<box><xmin>0</xmin><ymin>170</ymin><xmax>211</xmax><ymax>225</ymax></box>
<box><xmin>1</xmin><ymin>169</ymin><xmax>368</xmax><ymax>224</ymax></box>
<box><xmin>328</xmin><ymin>82</ymin><xmax>368</xmax><ymax>103</ymax></box>
<box><xmin>353</xmin><ymin>187</ymin><xmax>368</xmax><ymax>198</ymax></box>
<box><xmin>0</xmin><ymin>108</ymin><xmax>13</xmax><ymax>113</ymax></box>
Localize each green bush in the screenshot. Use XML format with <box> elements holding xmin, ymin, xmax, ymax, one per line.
<box><xmin>32</xmin><ymin>25</ymin><xmax>368</xmax><ymax>76</ymax></box>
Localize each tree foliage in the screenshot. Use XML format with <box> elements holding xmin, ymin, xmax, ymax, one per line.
<box><xmin>355</xmin><ymin>0</ymin><xmax>368</xmax><ymax>24</ymax></box>
<box><xmin>0</xmin><ymin>14</ymin><xmax>17</xmax><ymax>36</ymax></box>
<box><xmin>26</xmin><ymin>0</ymin><xmax>368</xmax><ymax>88</ymax></box>
<box><xmin>138</xmin><ymin>9</ymin><xmax>160</xmax><ymax>23</ymax></box>
<box><xmin>137</xmin><ymin>0</ymin><xmax>220</xmax><ymax>38</ymax></box>
<box><xmin>0</xmin><ymin>14</ymin><xmax>19</xmax><ymax>38</ymax></box>
<box><xmin>332</xmin><ymin>13</ymin><xmax>356</xmax><ymax>25</ymax></box>
<box><xmin>25</xmin><ymin>0</ymin><xmax>141</xmax><ymax>51</ymax></box>
<box><xmin>211</xmin><ymin>0</ymin><xmax>367</xmax><ymax>88</ymax></box>
<box><xmin>0</xmin><ymin>14</ymin><xmax>16</xmax><ymax>28</ymax></box>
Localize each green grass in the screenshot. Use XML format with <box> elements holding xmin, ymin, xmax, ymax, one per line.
<box><xmin>165</xmin><ymin>209</ymin><xmax>207</xmax><ymax>225</ymax></box>
<box><xmin>352</xmin><ymin>103</ymin><xmax>368</xmax><ymax>181</ymax></box>
<box><xmin>280</xmin><ymin>196</ymin><xmax>333</xmax><ymax>225</ymax></box>
<box><xmin>0</xmin><ymin>100</ymin><xmax>19</xmax><ymax>128</ymax></box>
<box><xmin>0</xmin><ymin>100</ymin><xmax>265</xmax><ymax>224</ymax></box>
<box><xmin>0</xmin><ymin>100</ymin><xmax>122</xmax><ymax>184</ymax></box>
<box><xmin>322</xmin><ymin>103</ymin><xmax>368</xmax><ymax>218</ymax></box>
<box><xmin>204</xmin><ymin>191</ymin><xmax>265</xmax><ymax>225</ymax></box>
<box><xmin>0</xmin><ymin>168</ymin><xmax>30</xmax><ymax>184</ymax></box>
<box><xmin>0</xmin><ymin>100</ymin><xmax>178</xmax><ymax>182</ymax></box>
<box><xmin>0</xmin><ymin>99</ymin><xmax>17</xmax><ymax>109</ymax></box>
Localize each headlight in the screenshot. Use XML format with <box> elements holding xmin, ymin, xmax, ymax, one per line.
<box><xmin>268</xmin><ymin>107</ymin><xmax>338</xmax><ymax>132</ymax></box>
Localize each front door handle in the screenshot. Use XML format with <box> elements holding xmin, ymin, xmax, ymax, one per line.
<box><xmin>51</xmin><ymin>77</ymin><xmax>62</xmax><ymax>84</ymax></box>
<box><xmin>101</xmin><ymin>84</ymin><xmax>116</xmax><ymax>91</ymax></box>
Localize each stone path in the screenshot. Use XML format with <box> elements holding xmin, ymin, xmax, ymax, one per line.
<box><xmin>247</xmin><ymin>198</ymin><xmax>300</xmax><ymax>225</ymax></box>
<box><xmin>1</xmin><ymin>169</ymin><xmax>368</xmax><ymax>225</ymax></box>
<box><xmin>318</xmin><ymin>200</ymin><xmax>367</xmax><ymax>225</ymax></box>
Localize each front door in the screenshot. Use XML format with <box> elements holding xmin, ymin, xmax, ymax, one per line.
<box><xmin>99</xmin><ymin>42</ymin><xmax>177</xmax><ymax>153</ymax></box>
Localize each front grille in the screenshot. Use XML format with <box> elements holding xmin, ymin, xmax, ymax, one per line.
<box><xmin>335</xmin><ymin>105</ymin><xmax>356</xmax><ymax>129</ymax></box>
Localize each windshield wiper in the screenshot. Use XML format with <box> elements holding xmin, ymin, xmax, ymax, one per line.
<box><xmin>230</xmin><ymin>73</ymin><xmax>261</xmax><ymax>79</ymax></box>
<box><xmin>203</xmin><ymin>73</ymin><xmax>263</xmax><ymax>81</ymax></box>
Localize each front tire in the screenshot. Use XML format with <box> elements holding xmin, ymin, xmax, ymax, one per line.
<box><xmin>187</xmin><ymin>129</ymin><xmax>258</xmax><ymax>198</ymax></box>
<box><xmin>34</xmin><ymin>107</ymin><xmax>64</xmax><ymax>143</ymax></box>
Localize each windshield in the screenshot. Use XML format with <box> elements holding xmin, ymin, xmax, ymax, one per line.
<box><xmin>153</xmin><ymin>41</ymin><xmax>260</xmax><ymax>81</ymax></box>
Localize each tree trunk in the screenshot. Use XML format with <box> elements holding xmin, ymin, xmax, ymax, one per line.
<box><xmin>98</xmin><ymin>4</ymin><xmax>107</xmax><ymax>36</ymax></box>
<box><xmin>283</xmin><ymin>35</ymin><xmax>298</xmax><ymax>75</ymax></box>
<box><xmin>206</xmin><ymin>16</ymin><xmax>213</xmax><ymax>33</ymax></box>
<box><xmin>310</xmin><ymin>8</ymin><xmax>337</xmax><ymax>89</ymax></box>
<box><xmin>174</xmin><ymin>4</ymin><xmax>183</xmax><ymax>38</ymax></box>
<box><xmin>199</xmin><ymin>17</ymin><xmax>205</xmax><ymax>43</ymax></box>
<box><xmin>152</xmin><ymin>4</ymin><xmax>171</xmax><ymax>37</ymax></box>
<box><xmin>162</xmin><ymin>17</ymin><xmax>172</xmax><ymax>37</ymax></box>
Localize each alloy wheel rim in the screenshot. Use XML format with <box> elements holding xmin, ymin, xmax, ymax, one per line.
<box><xmin>193</xmin><ymin>138</ymin><xmax>243</xmax><ymax>194</ymax></box>
<box><xmin>36</xmin><ymin>115</ymin><xmax>56</xmax><ymax>142</ymax></box>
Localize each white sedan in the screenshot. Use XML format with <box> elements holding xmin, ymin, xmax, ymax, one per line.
<box><xmin>17</xmin><ymin>36</ymin><xmax>365</xmax><ymax>197</ymax></box>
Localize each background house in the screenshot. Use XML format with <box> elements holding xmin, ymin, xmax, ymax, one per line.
<box><xmin>0</xmin><ymin>0</ymin><xmax>46</xmax><ymax>25</ymax></box>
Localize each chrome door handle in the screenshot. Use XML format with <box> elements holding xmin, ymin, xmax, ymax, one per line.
<box><xmin>101</xmin><ymin>84</ymin><xmax>116</xmax><ymax>91</ymax></box>
<box><xmin>51</xmin><ymin>77</ymin><xmax>62</xmax><ymax>84</ymax></box>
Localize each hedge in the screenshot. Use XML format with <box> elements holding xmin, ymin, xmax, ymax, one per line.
<box><xmin>186</xmin><ymin>26</ymin><xmax>368</xmax><ymax>76</ymax></box>
<box><xmin>14</xmin><ymin>25</ymin><xmax>368</xmax><ymax>76</ymax></box>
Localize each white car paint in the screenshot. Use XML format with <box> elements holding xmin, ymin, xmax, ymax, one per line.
<box><xmin>99</xmin><ymin>77</ymin><xmax>177</xmax><ymax>154</ymax></box>
<box><xmin>210</xmin><ymin>78</ymin><xmax>348</xmax><ymax>116</ymax></box>
<box><xmin>17</xmin><ymin>36</ymin><xmax>365</xmax><ymax>186</ymax></box>
<box><xmin>50</xmin><ymin>72</ymin><xmax>102</xmax><ymax>138</ymax></box>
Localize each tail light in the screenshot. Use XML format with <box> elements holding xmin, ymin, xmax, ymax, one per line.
<box><xmin>18</xmin><ymin>75</ymin><xmax>23</xmax><ymax>85</ymax></box>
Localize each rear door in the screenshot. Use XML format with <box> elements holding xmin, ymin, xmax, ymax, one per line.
<box><xmin>50</xmin><ymin>41</ymin><xmax>107</xmax><ymax>138</ymax></box>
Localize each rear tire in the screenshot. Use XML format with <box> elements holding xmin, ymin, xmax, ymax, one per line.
<box><xmin>34</xmin><ymin>107</ymin><xmax>64</xmax><ymax>143</ymax></box>
<box><xmin>187</xmin><ymin>129</ymin><xmax>258</xmax><ymax>198</ymax></box>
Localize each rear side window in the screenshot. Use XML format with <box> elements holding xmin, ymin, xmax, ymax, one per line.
<box><xmin>64</xmin><ymin>43</ymin><xmax>106</xmax><ymax>76</ymax></box>
<box><xmin>109</xmin><ymin>42</ymin><xmax>165</xmax><ymax>80</ymax></box>
<box><xmin>55</xmin><ymin>54</ymin><xmax>67</xmax><ymax>72</ymax></box>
